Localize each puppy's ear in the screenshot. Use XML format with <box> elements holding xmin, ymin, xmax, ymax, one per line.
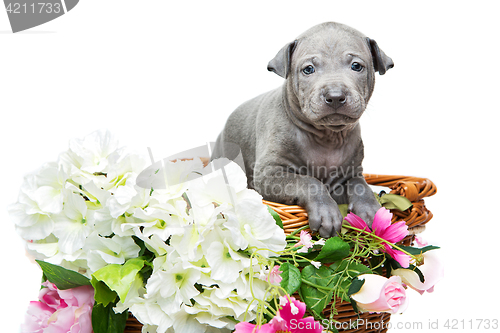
<box><xmin>267</xmin><ymin>40</ymin><xmax>298</xmax><ymax>78</ymax></box>
<box><xmin>366</xmin><ymin>38</ymin><xmax>394</xmax><ymax>75</ymax></box>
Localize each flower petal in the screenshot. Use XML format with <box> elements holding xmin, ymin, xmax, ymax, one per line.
<box><xmin>279</xmin><ymin>297</ymin><xmax>306</xmax><ymax>322</ymax></box>
<box><xmin>372</xmin><ymin>208</ymin><xmax>392</xmax><ymax>234</ymax></box>
<box><xmin>234</xmin><ymin>321</ymin><xmax>273</xmax><ymax>333</ymax></box>
<box><xmin>384</xmin><ymin>246</ymin><xmax>411</xmax><ymax>268</ymax></box>
<box><xmin>393</xmin><ymin>250</ymin><xmax>444</xmax><ymax>294</ymax></box>
<box><xmin>351</xmin><ymin>274</ymin><xmax>388</xmax><ymax>304</ymax></box>
<box><xmin>344</xmin><ymin>213</ymin><xmax>372</xmax><ymax>232</ymax></box>
<box><xmin>379</xmin><ymin>221</ymin><xmax>408</xmax><ymax>244</ymax></box>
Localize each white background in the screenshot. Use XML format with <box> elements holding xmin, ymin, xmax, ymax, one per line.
<box><xmin>1</xmin><ymin>1</ymin><xmax>499</xmax><ymax>332</ymax></box>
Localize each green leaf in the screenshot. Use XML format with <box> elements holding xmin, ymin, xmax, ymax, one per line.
<box><xmin>91</xmin><ymin>277</ymin><xmax>118</xmax><ymax>307</ymax></box>
<box><xmin>379</xmin><ymin>193</ymin><xmax>413</xmax><ymax>211</ymax></box>
<box><xmin>369</xmin><ymin>256</ymin><xmax>385</xmax><ymax>276</ymax></box>
<box><xmin>345</xmin><ymin>262</ymin><xmax>372</xmax><ymax>278</ymax></box>
<box><xmin>330</xmin><ymin>260</ymin><xmax>371</xmax><ymax>277</ymax></box>
<box><xmin>268</xmin><ymin>206</ymin><xmax>284</xmax><ymax>229</ymax></box>
<box><xmin>300</xmin><ymin>265</ymin><xmax>335</xmax><ymax>316</ymax></box>
<box><xmin>398</xmin><ymin>245</ymin><xmax>440</xmax><ymax>256</ymax></box>
<box><xmin>91</xmin><ymin>302</ymin><xmax>129</xmax><ymax>333</ymax></box>
<box><xmin>411</xmin><ymin>265</ymin><xmax>425</xmax><ymax>283</ymax></box>
<box><xmin>338</xmin><ymin>204</ymin><xmax>349</xmax><ymax>218</ymax></box>
<box><xmin>347</xmin><ymin>277</ymin><xmax>365</xmax><ymax>296</ymax></box>
<box><xmin>92</xmin><ymin>258</ymin><xmax>146</xmax><ymax>302</ymax></box>
<box><xmin>133</xmin><ymin>236</ymin><xmax>148</xmax><ymax>258</ymax></box>
<box><xmin>36</xmin><ymin>260</ymin><xmax>91</xmax><ymax>290</ymax></box>
<box><xmin>350</xmin><ymin>297</ymin><xmax>361</xmax><ymax>314</ymax></box>
<box><xmin>314</xmin><ymin>237</ymin><xmax>350</xmax><ymax>263</ymax></box>
<box><xmin>279</xmin><ymin>262</ymin><xmax>301</xmax><ymax>295</ymax></box>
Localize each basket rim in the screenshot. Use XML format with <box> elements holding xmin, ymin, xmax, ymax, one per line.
<box><xmin>262</xmin><ymin>173</ymin><xmax>436</xmax><ymax>235</ymax></box>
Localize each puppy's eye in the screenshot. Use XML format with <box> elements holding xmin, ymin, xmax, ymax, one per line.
<box><xmin>302</xmin><ymin>65</ymin><xmax>315</xmax><ymax>75</ymax></box>
<box><xmin>351</xmin><ymin>62</ymin><xmax>363</xmax><ymax>72</ymax></box>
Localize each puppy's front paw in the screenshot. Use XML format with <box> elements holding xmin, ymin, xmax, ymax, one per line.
<box><xmin>307</xmin><ymin>200</ymin><xmax>343</xmax><ymax>238</ymax></box>
<box><xmin>351</xmin><ymin>200</ymin><xmax>381</xmax><ymax>228</ymax></box>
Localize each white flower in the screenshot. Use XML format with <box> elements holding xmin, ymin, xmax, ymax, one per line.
<box><xmin>183</xmin><ymin>302</ymin><xmax>231</xmax><ymax>329</ymax></box>
<box><xmin>229</xmin><ymin>268</ymin><xmax>268</xmax><ymax>301</ymax></box>
<box><xmin>9</xmin><ymin>202</ymin><xmax>54</xmax><ymax>241</ymax></box>
<box><xmin>10</xmin><ymin>131</ymin><xmax>292</xmax><ymax>333</ymax></box>
<box><xmin>223</xmin><ymin>190</ymin><xmax>286</xmax><ymax>257</ymax></box>
<box><xmin>9</xmin><ymin>162</ymin><xmax>67</xmax><ymax>241</ymax></box>
<box><xmin>290</xmin><ymin>302</ymin><xmax>299</xmax><ymax>315</ymax></box>
<box><xmin>128</xmin><ymin>298</ymin><xmax>174</xmax><ymax>333</ymax></box>
<box><xmin>168</xmin><ymin>223</ymin><xmax>207</xmax><ymax>263</ymax></box>
<box><xmin>59</xmin><ymin>130</ymin><xmax>147</xmax><ymax>196</ymax></box>
<box><xmin>107</xmin><ymin>182</ymin><xmax>141</xmax><ymax>218</ymax></box>
<box><xmin>84</xmin><ymin>232</ymin><xmax>140</xmax><ymax>273</ymax></box>
<box><xmin>52</xmin><ymin>191</ymin><xmax>93</xmax><ymax>254</ymax></box>
<box><xmin>186</xmin><ymin>159</ymin><xmax>247</xmax><ymax>208</ymax></box>
<box><xmin>133</xmin><ymin>197</ymin><xmax>191</xmax><ymax>240</ymax></box>
<box><xmin>167</xmin><ymin>203</ymin><xmax>226</xmax><ymax>262</ymax></box>
<box><xmin>205</xmin><ymin>284</ymin><xmax>258</xmax><ymax>320</ymax></box>
<box><xmin>206</xmin><ymin>238</ymin><xmax>250</xmax><ymax>284</ymax></box>
<box><xmin>311</xmin><ymin>261</ymin><xmax>321</xmax><ymax>269</ymax></box>
<box><xmin>189</xmin><ymin>288</ymin><xmax>249</xmax><ymax>329</ymax></box>
<box><xmin>20</xmin><ymin>162</ymin><xmax>67</xmax><ymax>215</ymax></box>
<box><xmin>25</xmin><ymin>234</ymin><xmax>89</xmax><ymax>274</ymax></box>
<box><xmin>315</xmin><ymin>238</ymin><xmax>326</xmax><ymax>246</ymax></box>
<box><xmin>170</xmin><ymin>306</ymin><xmax>213</xmax><ymax>333</ymax></box>
<box><xmin>146</xmin><ymin>258</ymin><xmax>203</xmax><ymax>306</ymax></box>
<box><xmin>59</xmin><ymin>130</ymin><xmax>119</xmax><ymax>175</ymax></box>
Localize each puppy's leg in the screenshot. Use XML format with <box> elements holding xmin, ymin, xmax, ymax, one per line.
<box><xmin>254</xmin><ymin>167</ymin><xmax>343</xmax><ymax>238</ymax></box>
<box><xmin>346</xmin><ymin>177</ymin><xmax>381</xmax><ymax>227</ymax></box>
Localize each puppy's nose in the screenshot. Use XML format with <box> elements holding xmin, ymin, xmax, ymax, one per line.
<box><xmin>324</xmin><ymin>89</ymin><xmax>347</xmax><ymax>109</ymax></box>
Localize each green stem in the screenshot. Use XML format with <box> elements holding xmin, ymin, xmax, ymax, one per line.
<box><xmin>288</xmin><ymin>225</ymin><xmax>309</xmax><ymax>237</ymax></box>
<box><xmin>343</xmin><ymin>225</ymin><xmax>414</xmax><ymax>258</ymax></box>
<box><xmin>301</xmin><ymin>278</ymin><xmax>333</xmax><ymax>291</ymax></box>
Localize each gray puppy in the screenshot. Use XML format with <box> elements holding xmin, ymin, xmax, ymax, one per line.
<box><xmin>212</xmin><ymin>22</ymin><xmax>394</xmax><ymax>238</ymax></box>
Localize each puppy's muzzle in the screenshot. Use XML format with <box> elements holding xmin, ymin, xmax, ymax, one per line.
<box><xmin>324</xmin><ymin>88</ymin><xmax>347</xmax><ymax>110</ymax></box>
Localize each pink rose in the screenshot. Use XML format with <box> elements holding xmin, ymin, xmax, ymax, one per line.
<box><xmin>392</xmin><ymin>250</ymin><xmax>444</xmax><ymax>295</ymax></box>
<box><xmin>21</xmin><ymin>281</ymin><xmax>94</xmax><ymax>333</ymax></box>
<box><xmin>351</xmin><ymin>274</ymin><xmax>408</xmax><ymax>314</ymax></box>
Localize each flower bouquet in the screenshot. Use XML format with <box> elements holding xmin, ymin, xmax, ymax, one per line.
<box><xmin>10</xmin><ymin>131</ymin><xmax>443</xmax><ymax>333</ymax></box>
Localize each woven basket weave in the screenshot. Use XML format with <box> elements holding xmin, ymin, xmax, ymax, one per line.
<box><xmin>124</xmin><ymin>174</ymin><xmax>437</xmax><ymax>333</ymax></box>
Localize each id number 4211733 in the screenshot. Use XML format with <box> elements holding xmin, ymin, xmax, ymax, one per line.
<box><xmin>5</xmin><ymin>2</ymin><xmax>62</xmax><ymax>14</ymax></box>
<box><xmin>444</xmin><ymin>319</ymin><xmax>498</xmax><ymax>330</ymax></box>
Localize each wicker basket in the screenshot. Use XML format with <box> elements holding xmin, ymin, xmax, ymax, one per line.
<box><xmin>124</xmin><ymin>174</ymin><xmax>437</xmax><ymax>333</ymax></box>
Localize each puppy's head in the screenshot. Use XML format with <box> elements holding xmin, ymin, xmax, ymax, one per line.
<box><xmin>268</xmin><ymin>22</ymin><xmax>393</xmax><ymax>132</ymax></box>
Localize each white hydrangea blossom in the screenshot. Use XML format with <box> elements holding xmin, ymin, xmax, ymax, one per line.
<box><xmin>10</xmin><ymin>131</ymin><xmax>287</xmax><ymax>332</ymax></box>
<box><xmin>9</xmin><ymin>130</ymin><xmax>149</xmax><ymax>276</ymax></box>
<box><xmin>126</xmin><ymin>160</ymin><xmax>286</xmax><ymax>332</ymax></box>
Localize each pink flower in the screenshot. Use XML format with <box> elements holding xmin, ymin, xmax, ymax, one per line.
<box><xmin>21</xmin><ymin>281</ymin><xmax>94</xmax><ymax>333</ymax></box>
<box><xmin>392</xmin><ymin>250</ymin><xmax>444</xmax><ymax>295</ymax></box>
<box><xmin>351</xmin><ymin>274</ymin><xmax>408</xmax><ymax>314</ymax></box>
<box><xmin>268</xmin><ymin>265</ymin><xmax>283</xmax><ymax>285</ymax></box>
<box><xmin>234</xmin><ymin>296</ymin><xmax>322</xmax><ymax>333</ymax></box>
<box><xmin>344</xmin><ymin>207</ymin><xmax>411</xmax><ymax>268</ymax></box>
<box><xmin>384</xmin><ymin>245</ymin><xmax>411</xmax><ymax>268</ymax></box>
<box><xmin>414</xmin><ymin>235</ymin><xmax>428</xmax><ymax>247</ymax></box>
<box><xmin>294</xmin><ymin>230</ymin><xmax>313</xmax><ymax>253</ymax></box>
